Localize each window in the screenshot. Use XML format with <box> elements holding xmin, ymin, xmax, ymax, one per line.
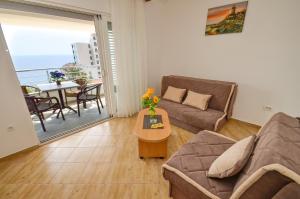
<box><xmin>89</xmin><ymin>50</ymin><xmax>92</xmax><ymax>54</ymax></box>
<box><xmin>88</xmin><ymin>44</ymin><xmax>91</xmax><ymax>48</ymax></box>
<box><xmin>97</xmin><ymin>61</ymin><xmax>100</xmax><ymax>64</ymax></box>
<box><xmin>94</xmin><ymin>42</ymin><xmax>97</xmax><ymax>46</ymax></box>
<box><xmin>91</xmin><ymin>62</ymin><xmax>94</xmax><ymax>65</ymax></box>
<box><xmin>90</xmin><ymin>56</ymin><xmax>93</xmax><ymax>60</ymax></box>
<box><xmin>96</xmin><ymin>55</ymin><xmax>98</xmax><ymax>58</ymax></box>
<box><xmin>95</xmin><ymin>48</ymin><xmax>98</xmax><ymax>52</ymax></box>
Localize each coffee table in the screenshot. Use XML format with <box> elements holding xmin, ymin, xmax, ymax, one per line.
<box><xmin>133</xmin><ymin>108</ymin><xmax>171</xmax><ymax>159</ymax></box>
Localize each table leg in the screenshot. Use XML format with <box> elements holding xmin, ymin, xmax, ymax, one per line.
<box><xmin>57</xmin><ymin>89</ymin><xmax>77</xmax><ymax>114</ymax></box>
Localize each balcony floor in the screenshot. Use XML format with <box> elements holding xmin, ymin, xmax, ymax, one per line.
<box><xmin>32</xmin><ymin>100</ymin><xmax>110</xmax><ymax>142</ymax></box>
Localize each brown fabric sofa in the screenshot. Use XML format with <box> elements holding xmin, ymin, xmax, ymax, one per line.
<box><xmin>162</xmin><ymin>112</ymin><xmax>300</xmax><ymax>199</ymax></box>
<box><xmin>159</xmin><ymin>76</ymin><xmax>237</xmax><ymax>133</ymax></box>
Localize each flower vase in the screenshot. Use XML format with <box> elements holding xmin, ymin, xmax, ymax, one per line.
<box><xmin>148</xmin><ymin>108</ymin><xmax>157</xmax><ymax>124</ymax></box>
<box><xmin>56</xmin><ymin>80</ymin><xmax>61</xmax><ymax>86</ymax></box>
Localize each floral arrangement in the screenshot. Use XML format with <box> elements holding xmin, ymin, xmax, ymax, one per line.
<box><xmin>50</xmin><ymin>71</ymin><xmax>65</xmax><ymax>84</ymax></box>
<box><xmin>142</xmin><ymin>88</ymin><xmax>160</xmax><ymax>117</ymax></box>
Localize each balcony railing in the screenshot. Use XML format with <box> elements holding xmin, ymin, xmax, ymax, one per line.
<box><xmin>16</xmin><ymin>67</ymin><xmax>99</xmax><ymax>86</ymax></box>
<box><xmin>16</xmin><ymin>68</ymin><xmax>61</xmax><ymax>86</ymax></box>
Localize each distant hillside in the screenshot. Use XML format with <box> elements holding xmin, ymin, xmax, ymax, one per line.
<box><xmin>206</xmin><ymin>11</ymin><xmax>246</xmax><ymax>35</ymax></box>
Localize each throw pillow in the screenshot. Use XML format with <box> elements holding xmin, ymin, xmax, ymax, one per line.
<box><xmin>163</xmin><ymin>86</ymin><xmax>186</xmax><ymax>103</ymax></box>
<box><xmin>207</xmin><ymin>135</ymin><xmax>256</xmax><ymax>178</ymax></box>
<box><xmin>182</xmin><ymin>90</ymin><xmax>212</xmax><ymax>111</ymax></box>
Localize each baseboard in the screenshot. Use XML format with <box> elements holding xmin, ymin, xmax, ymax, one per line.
<box><xmin>230</xmin><ymin>118</ymin><xmax>261</xmax><ymax>129</ymax></box>
<box><xmin>0</xmin><ymin>145</ymin><xmax>40</xmax><ymax>162</ymax></box>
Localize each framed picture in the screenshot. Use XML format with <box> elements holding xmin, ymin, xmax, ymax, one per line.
<box><xmin>205</xmin><ymin>1</ymin><xmax>248</xmax><ymax>35</ymax></box>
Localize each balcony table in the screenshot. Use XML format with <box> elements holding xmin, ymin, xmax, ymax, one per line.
<box><xmin>37</xmin><ymin>81</ymin><xmax>79</xmax><ymax>115</ymax></box>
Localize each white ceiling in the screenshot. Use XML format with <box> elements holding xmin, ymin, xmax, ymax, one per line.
<box><xmin>0</xmin><ymin>10</ymin><xmax>95</xmax><ymax>32</ymax></box>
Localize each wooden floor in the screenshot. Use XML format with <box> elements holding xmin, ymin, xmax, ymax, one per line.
<box><xmin>0</xmin><ymin>117</ymin><xmax>260</xmax><ymax>199</ymax></box>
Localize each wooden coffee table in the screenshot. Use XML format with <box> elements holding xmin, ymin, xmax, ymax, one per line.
<box><xmin>133</xmin><ymin>108</ymin><xmax>171</xmax><ymax>159</ymax></box>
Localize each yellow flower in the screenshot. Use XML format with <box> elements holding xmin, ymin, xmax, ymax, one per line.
<box><xmin>147</xmin><ymin>88</ymin><xmax>155</xmax><ymax>96</ymax></box>
<box><xmin>153</xmin><ymin>96</ymin><xmax>159</xmax><ymax>104</ymax></box>
<box><xmin>142</xmin><ymin>93</ymin><xmax>149</xmax><ymax>99</ymax></box>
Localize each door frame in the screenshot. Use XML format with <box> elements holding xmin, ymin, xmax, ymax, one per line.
<box><xmin>94</xmin><ymin>15</ymin><xmax>117</xmax><ymax>117</ymax></box>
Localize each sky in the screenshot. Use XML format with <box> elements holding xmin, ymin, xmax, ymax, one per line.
<box><xmin>207</xmin><ymin>2</ymin><xmax>248</xmax><ymax>25</ymax></box>
<box><xmin>2</xmin><ymin>24</ymin><xmax>93</xmax><ymax>56</ymax></box>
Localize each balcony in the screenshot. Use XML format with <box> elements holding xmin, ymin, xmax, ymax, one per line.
<box><xmin>17</xmin><ymin>67</ymin><xmax>110</xmax><ymax>143</ymax></box>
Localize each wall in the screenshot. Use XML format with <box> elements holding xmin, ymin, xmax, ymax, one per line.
<box><xmin>0</xmin><ymin>26</ymin><xmax>39</xmax><ymax>158</ymax></box>
<box><xmin>145</xmin><ymin>0</ymin><xmax>300</xmax><ymax>125</ymax></box>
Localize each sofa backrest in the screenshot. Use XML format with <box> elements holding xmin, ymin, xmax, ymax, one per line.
<box><xmin>161</xmin><ymin>75</ymin><xmax>237</xmax><ymax>116</ymax></box>
<box><xmin>231</xmin><ymin>112</ymin><xmax>300</xmax><ymax>199</ymax></box>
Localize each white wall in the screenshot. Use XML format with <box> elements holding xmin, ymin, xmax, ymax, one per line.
<box><xmin>0</xmin><ymin>26</ymin><xmax>39</xmax><ymax>158</ymax></box>
<box><xmin>145</xmin><ymin>0</ymin><xmax>300</xmax><ymax>125</ymax></box>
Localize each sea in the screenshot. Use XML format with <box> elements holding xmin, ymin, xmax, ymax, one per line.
<box><xmin>12</xmin><ymin>55</ymin><xmax>74</xmax><ymax>86</ymax></box>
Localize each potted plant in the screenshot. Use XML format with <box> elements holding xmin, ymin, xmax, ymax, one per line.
<box><xmin>50</xmin><ymin>71</ymin><xmax>65</xmax><ymax>85</ymax></box>
<box><xmin>141</xmin><ymin>88</ymin><xmax>160</xmax><ymax>122</ymax></box>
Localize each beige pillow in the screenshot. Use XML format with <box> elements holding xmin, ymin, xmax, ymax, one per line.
<box><xmin>182</xmin><ymin>91</ymin><xmax>212</xmax><ymax>111</ymax></box>
<box><xmin>163</xmin><ymin>86</ymin><xmax>186</xmax><ymax>103</ymax></box>
<box><xmin>207</xmin><ymin>135</ymin><xmax>256</xmax><ymax>178</ymax></box>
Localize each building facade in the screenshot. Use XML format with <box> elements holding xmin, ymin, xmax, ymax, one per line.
<box><xmin>71</xmin><ymin>34</ymin><xmax>101</xmax><ymax>79</ymax></box>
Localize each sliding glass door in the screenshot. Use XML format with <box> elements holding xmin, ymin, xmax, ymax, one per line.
<box><xmin>0</xmin><ymin>7</ymin><xmax>116</xmax><ymax>142</ymax></box>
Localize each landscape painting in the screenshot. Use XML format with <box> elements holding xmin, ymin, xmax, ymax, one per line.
<box><xmin>205</xmin><ymin>1</ymin><xmax>248</xmax><ymax>35</ymax></box>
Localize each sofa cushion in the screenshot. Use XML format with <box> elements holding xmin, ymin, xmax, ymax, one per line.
<box><xmin>163</xmin><ymin>86</ymin><xmax>186</xmax><ymax>103</ymax></box>
<box><xmin>183</xmin><ymin>90</ymin><xmax>212</xmax><ymax>111</ymax></box>
<box><xmin>207</xmin><ymin>135</ymin><xmax>256</xmax><ymax>178</ymax></box>
<box><xmin>159</xmin><ymin>99</ymin><xmax>225</xmax><ymax>131</ymax></box>
<box><xmin>163</xmin><ymin>130</ymin><xmax>237</xmax><ymax>199</ymax></box>
<box><xmin>231</xmin><ymin>112</ymin><xmax>300</xmax><ymax>199</ymax></box>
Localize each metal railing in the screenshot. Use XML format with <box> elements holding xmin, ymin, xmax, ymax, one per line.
<box><xmin>15</xmin><ymin>67</ymin><xmax>99</xmax><ymax>86</ymax></box>
<box><xmin>16</xmin><ymin>68</ymin><xmax>61</xmax><ymax>86</ymax></box>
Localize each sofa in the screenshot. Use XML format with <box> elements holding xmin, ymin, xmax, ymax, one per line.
<box><xmin>162</xmin><ymin>112</ymin><xmax>300</xmax><ymax>199</ymax></box>
<box><xmin>159</xmin><ymin>76</ymin><xmax>237</xmax><ymax>133</ymax></box>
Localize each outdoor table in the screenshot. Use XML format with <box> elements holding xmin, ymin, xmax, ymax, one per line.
<box><xmin>37</xmin><ymin>81</ymin><xmax>79</xmax><ymax>115</ymax></box>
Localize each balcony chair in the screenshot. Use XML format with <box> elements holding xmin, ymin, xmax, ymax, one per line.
<box><xmin>64</xmin><ymin>78</ymin><xmax>87</xmax><ymax>106</ymax></box>
<box><xmin>76</xmin><ymin>83</ymin><xmax>104</xmax><ymax>117</ymax></box>
<box><xmin>21</xmin><ymin>85</ymin><xmax>52</xmax><ymax>101</ymax></box>
<box><xmin>24</xmin><ymin>95</ymin><xmax>65</xmax><ymax>132</ymax></box>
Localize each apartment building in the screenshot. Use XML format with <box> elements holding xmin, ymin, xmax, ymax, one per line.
<box><xmin>71</xmin><ymin>34</ymin><xmax>101</xmax><ymax>79</ymax></box>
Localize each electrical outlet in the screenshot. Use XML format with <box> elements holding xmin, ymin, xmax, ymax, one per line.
<box><xmin>7</xmin><ymin>126</ymin><xmax>14</xmax><ymax>132</ymax></box>
<box><xmin>263</xmin><ymin>106</ymin><xmax>272</xmax><ymax>111</ymax></box>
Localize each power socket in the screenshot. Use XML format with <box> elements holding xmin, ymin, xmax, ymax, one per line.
<box><xmin>263</xmin><ymin>106</ymin><xmax>272</xmax><ymax>112</ymax></box>
<box><xmin>7</xmin><ymin>126</ymin><xmax>15</xmax><ymax>132</ymax></box>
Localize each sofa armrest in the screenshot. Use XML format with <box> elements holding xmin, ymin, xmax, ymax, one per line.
<box><xmin>272</xmin><ymin>183</ymin><xmax>300</xmax><ymax>199</ymax></box>
<box><xmin>232</xmin><ymin>164</ymin><xmax>300</xmax><ymax>199</ymax></box>
<box><xmin>237</xmin><ymin>170</ymin><xmax>293</xmax><ymax>199</ymax></box>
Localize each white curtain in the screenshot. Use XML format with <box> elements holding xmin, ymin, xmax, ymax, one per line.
<box><xmin>111</xmin><ymin>0</ymin><xmax>148</xmax><ymax>117</ymax></box>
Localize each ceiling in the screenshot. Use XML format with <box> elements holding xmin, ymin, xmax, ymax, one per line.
<box><xmin>0</xmin><ymin>10</ymin><xmax>95</xmax><ymax>32</ymax></box>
